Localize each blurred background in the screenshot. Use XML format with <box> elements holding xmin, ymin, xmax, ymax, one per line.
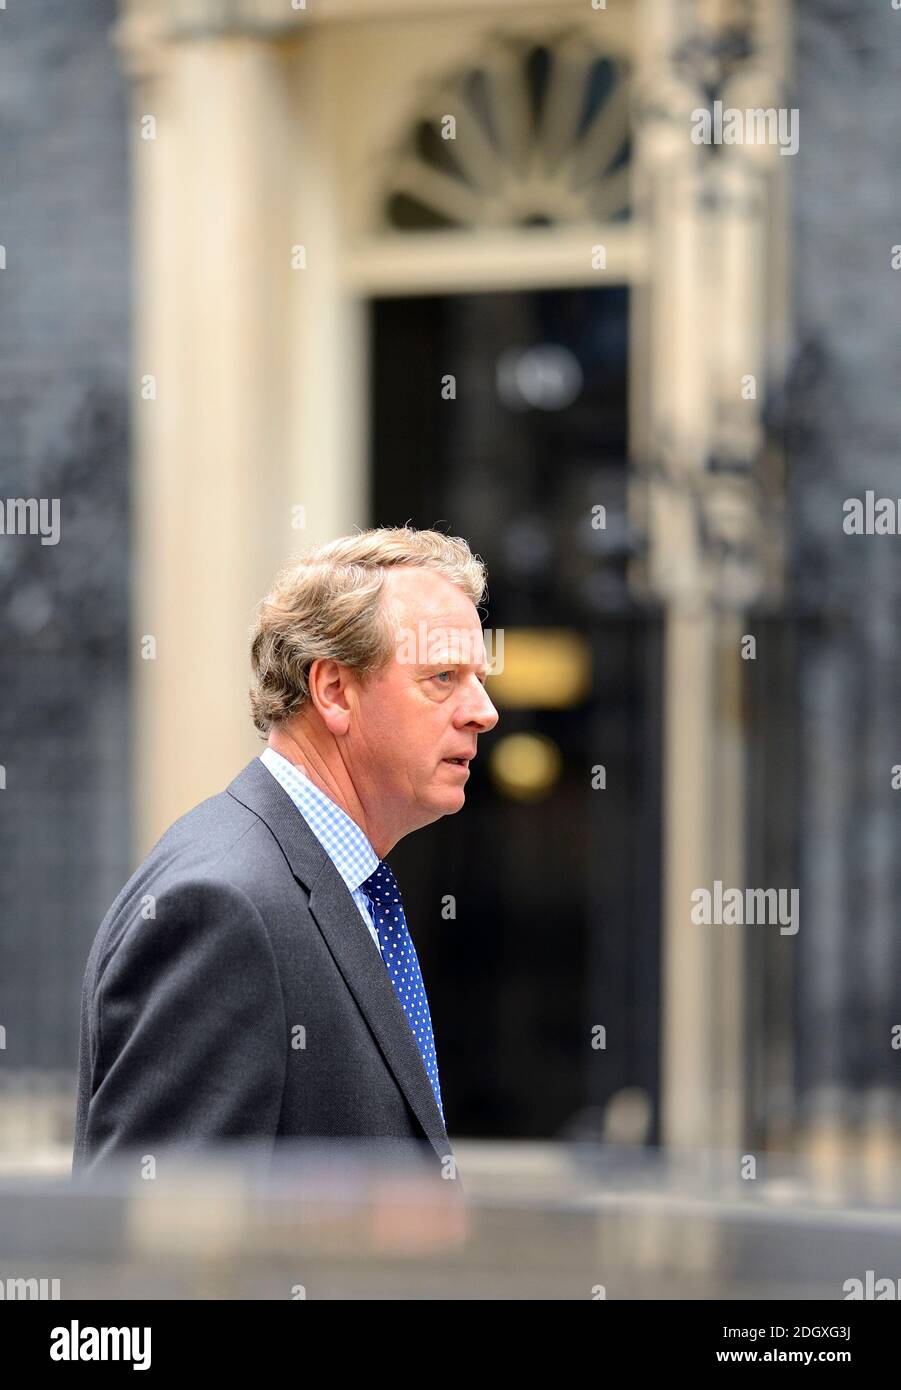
<box><xmin>1</xmin><ymin>0</ymin><xmax>901</xmax><ymax>1297</ymax></box>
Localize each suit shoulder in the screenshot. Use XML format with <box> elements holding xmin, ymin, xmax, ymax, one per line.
<box><xmin>83</xmin><ymin>789</ymin><xmax>273</xmax><ymax>975</ymax></box>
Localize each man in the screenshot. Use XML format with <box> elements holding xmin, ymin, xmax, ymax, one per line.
<box><xmin>72</xmin><ymin>527</ymin><xmax>499</xmax><ymax>1179</ymax></box>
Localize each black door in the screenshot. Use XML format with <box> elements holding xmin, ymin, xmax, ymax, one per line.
<box><xmin>370</xmin><ymin>286</ymin><xmax>662</xmax><ymax>1142</ymax></box>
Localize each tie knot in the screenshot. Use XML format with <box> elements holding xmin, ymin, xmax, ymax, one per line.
<box><xmin>361</xmin><ymin>861</ymin><xmax>403</xmax><ymax>907</ymax></box>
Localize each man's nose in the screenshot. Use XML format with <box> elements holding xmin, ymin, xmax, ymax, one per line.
<box><xmin>461</xmin><ymin>681</ymin><xmax>499</xmax><ymax>733</ymax></box>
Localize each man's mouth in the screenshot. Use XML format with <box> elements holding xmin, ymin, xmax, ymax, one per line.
<box><xmin>442</xmin><ymin>757</ymin><xmax>471</xmax><ymax>767</ymax></box>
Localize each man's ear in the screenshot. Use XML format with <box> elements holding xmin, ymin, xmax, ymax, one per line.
<box><xmin>308</xmin><ymin>658</ymin><xmax>352</xmax><ymax>735</ymax></box>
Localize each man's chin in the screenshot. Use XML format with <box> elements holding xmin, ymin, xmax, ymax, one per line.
<box><xmin>425</xmin><ymin>785</ymin><xmax>467</xmax><ymax>817</ymax></box>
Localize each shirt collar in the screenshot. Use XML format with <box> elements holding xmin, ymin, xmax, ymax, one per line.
<box><xmin>259</xmin><ymin>746</ymin><xmax>380</xmax><ymax>895</ymax></box>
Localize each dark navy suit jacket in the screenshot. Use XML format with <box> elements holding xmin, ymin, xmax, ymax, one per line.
<box><xmin>72</xmin><ymin>757</ymin><xmax>454</xmax><ymax>1180</ymax></box>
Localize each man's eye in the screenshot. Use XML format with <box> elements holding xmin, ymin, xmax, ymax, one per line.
<box><xmin>435</xmin><ymin>671</ymin><xmax>453</xmax><ymax>683</ymax></box>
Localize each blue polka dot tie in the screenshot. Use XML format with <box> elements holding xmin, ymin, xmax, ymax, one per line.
<box><xmin>361</xmin><ymin>860</ymin><xmax>444</xmax><ymax>1124</ymax></box>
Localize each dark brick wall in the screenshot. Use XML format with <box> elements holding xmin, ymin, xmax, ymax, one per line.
<box><xmin>0</xmin><ymin>0</ymin><xmax>131</xmax><ymax>1084</ymax></box>
<box><xmin>788</xmin><ymin>0</ymin><xmax>901</xmax><ymax>1117</ymax></box>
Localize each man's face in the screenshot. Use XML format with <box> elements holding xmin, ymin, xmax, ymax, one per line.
<box><xmin>346</xmin><ymin>567</ymin><xmax>499</xmax><ymax>841</ymax></box>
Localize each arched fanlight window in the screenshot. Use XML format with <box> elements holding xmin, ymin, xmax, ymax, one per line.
<box><xmin>384</xmin><ymin>34</ymin><xmax>632</xmax><ymax>231</ymax></box>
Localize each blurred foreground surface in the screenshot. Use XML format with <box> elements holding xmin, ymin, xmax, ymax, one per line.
<box><xmin>1</xmin><ymin>1142</ymin><xmax>900</xmax><ymax>1300</ymax></box>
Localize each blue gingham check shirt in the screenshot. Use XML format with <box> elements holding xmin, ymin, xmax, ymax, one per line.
<box><xmin>259</xmin><ymin>747</ymin><xmax>383</xmax><ymax>955</ymax></box>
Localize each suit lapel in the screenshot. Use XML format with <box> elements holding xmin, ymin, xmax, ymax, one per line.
<box><xmin>227</xmin><ymin>758</ymin><xmax>451</xmax><ymax>1161</ymax></box>
<box><xmin>307</xmin><ymin>859</ymin><xmax>451</xmax><ymax>1160</ymax></box>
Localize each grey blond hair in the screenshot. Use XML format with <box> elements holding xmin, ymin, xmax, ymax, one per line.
<box><xmin>249</xmin><ymin>526</ymin><xmax>488</xmax><ymax>736</ymax></box>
